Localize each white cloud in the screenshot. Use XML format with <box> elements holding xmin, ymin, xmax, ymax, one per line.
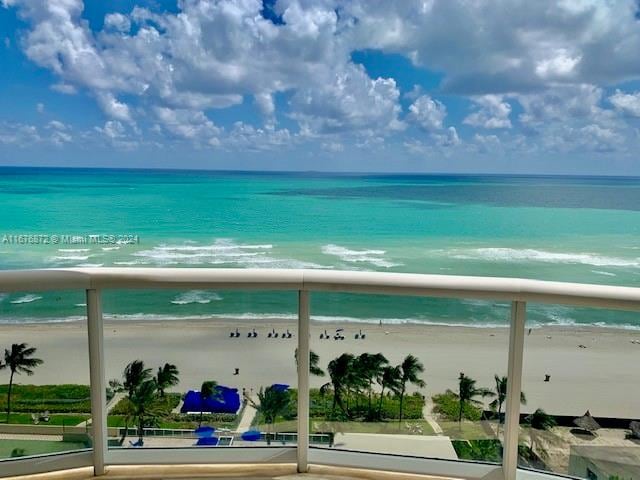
<box><xmin>464</xmin><ymin>95</ymin><xmax>512</xmax><ymax>129</ymax></box>
<box><xmin>96</xmin><ymin>92</ymin><xmax>133</xmax><ymax>123</ymax></box>
<box><xmin>609</xmin><ymin>90</ymin><xmax>640</xmax><ymax>117</ymax></box>
<box><xmin>153</xmin><ymin>107</ymin><xmax>221</xmax><ymax>144</ymax></box>
<box><xmin>407</xmin><ymin>95</ymin><xmax>446</xmax><ymax>131</ymax></box>
<box><xmin>104</xmin><ymin>13</ymin><xmax>130</xmax><ymax>33</ymax></box>
<box><xmin>289</xmin><ymin>64</ymin><xmax>403</xmax><ymax>135</ymax></box>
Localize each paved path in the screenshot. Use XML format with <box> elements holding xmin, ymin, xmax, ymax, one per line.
<box><xmin>236</xmin><ymin>396</ymin><xmax>258</xmax><ymax>432</ymax></box>
<box><xmin>0</xmin><ymin>433</ymin><xmax>63</xmax><ymax>441</ymax></box>
<box><xmin>76</xmin><ymin>391</ymin><xmax>126</xmax><ymax>427</ymax></box>
<box><xmin>423</xmin><ymin>398</ymin><xmax>443</xmax><ymax>435</ymax></box>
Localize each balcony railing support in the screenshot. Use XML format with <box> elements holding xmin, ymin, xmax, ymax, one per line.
<box><xmin>502</xmin><ymin>300</ymin><xmax>526</xmax><ymax>480</ymax></box>
<box><xmin>87</xmin><ymin>289</ymin><xmax>107</xmax><ymax>476</ymax></box>
<box><xmin>297</xmin><ymin>290</ymin><xmax>310</xmax><ymax>473</ymax></box>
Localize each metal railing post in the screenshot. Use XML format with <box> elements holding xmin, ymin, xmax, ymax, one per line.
<box><xmin>87</xmin><ymin>289</ymin><xmax>107</xmax><ymax>476</ymax></box>
<box><xmin>297</xmin><ymin>290</ymin><xmax>310</xmax><ymax>473</ymax></box>
<box><xmin>502</xmin><ymin>300</ymin><xmax>526</xmax><ymax>480</ymax></box>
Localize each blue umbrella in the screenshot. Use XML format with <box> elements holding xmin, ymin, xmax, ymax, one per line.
<box><xmin>196</xmin><ymin>437</ymin><xmax>219</xmax><ymax>446</ymax></box>
<box><xmin>194</xmin><ymin>426</ymin><xmax>215</xmax><ymax>438</ymax></box>
<box><xmin>271</xmin><ymin>384</ymin><xmax>289</xmax><ymax>392</ymax></box>
<box><xmin>241</xmin><ymin>430</ymin><xmax>261</xmax><ymax>441</ymax></box>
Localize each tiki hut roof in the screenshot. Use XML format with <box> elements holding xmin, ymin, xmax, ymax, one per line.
<box><xmin>573</xmin><ymin>410</ymin><xmax>601</xmax><ymax>432</ymax></box>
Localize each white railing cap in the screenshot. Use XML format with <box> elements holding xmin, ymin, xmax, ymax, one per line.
<box><xmin>0</xmin><ymin>267</ymin><xmax>638</xmax><ymax>310</ymax></box>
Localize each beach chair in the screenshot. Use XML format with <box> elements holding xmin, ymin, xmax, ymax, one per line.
<box><xmin>129</xmin><ymin>439</ymin><xmax>144</xmax><ymax>447</ymax></box>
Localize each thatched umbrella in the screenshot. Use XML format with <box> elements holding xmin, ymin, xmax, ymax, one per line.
<box><xmin>573</xmin><ymin>410</ymin><xmax>601</xmax><ymax>433</ymax></box>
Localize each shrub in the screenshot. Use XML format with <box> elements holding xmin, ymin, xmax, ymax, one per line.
<box><xmin>432</xmin><ymin>392</ymin><xmax>482</xmax><ymax>422</ymax></box>
<box><xmin>0</xmin><ymin>385</ymin><xmax>91</xmax><ymax>413</ymax></box>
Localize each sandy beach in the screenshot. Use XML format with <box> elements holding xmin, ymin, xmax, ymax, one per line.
<box><xmin>0</xmin><ymin>319</ymin><xmax>638</xmax><ymax>418</ymax></box>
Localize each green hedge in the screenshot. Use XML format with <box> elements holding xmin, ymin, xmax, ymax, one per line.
<box><xmin>0</xmin><ymin>385</ymin><xmax>91</xmax><ymax>414</ymax></box>
<box><xmin>452</xmin><ymin>439</ymin><xmax>502</xmax><ymax>463</ymax></box>
<box><xmin>432</xmin><ymin>392</ymin><xmax>482</xmax><ymax>422</ymax></box>
<box><xmin>110</xmin><ymin>393</ymin><xmax>180</xmax><ymax>416</ymax></box>
<box><xmin>309</xmin><ymin>389</ymin><xmax>424</xmax><ymax>421</ymax></box>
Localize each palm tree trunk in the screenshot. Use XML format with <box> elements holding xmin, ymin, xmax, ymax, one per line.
<box><xmin>398</xmin><ymin>387</ymin><xmax>405</xmax><ymax>426</ymax></box>
<box><xmin>458</xmin><ymin>399</ymin><xmax>463</xmax><ymax>424</ymax></box>
<box><xmin>6</xmin><ymin>370</ymin><xmax>15</xmax><ymax>423</ymax></box>
<box><xmin>138</xmin><ymin>415</ymin><xmax>144</xmax><ymax>442</ymax></box>
<box><xmin>199</xmin><ymin>409</ymin><xmax>204</xmax><ymax>428</ymax></box>
<box><xmin>367</xmin><ymin>380</ymin><xmax>373</xmax><ymax>418</ymax></box>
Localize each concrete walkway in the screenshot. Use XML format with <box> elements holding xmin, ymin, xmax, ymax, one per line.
<box><xmin>76</xmin><ymin>391</ymin><xmax>126</xmax><ymax>427</ymax></box>
<box><xmin>423</xmin><ymin>398</ymin><xmax>443</xmax><ymax>435</ymax></box>
<box><xmin>236</xmin><ymin>396</ymin><xmax>258</xmax><ymax>432</ymax></box>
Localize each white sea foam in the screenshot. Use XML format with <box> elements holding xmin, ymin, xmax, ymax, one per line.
<box><xmin>52</xmin><ymin>255</ymin><xmax>91</xmax><ymax>261</ymax></box>
<box><xmin>76</xmin><ymin>263</ymin><xmax>104</xmax><ymax>268</ymax></box>
<box><xmin>102</xmin><ymin>246</ymin><xmax>120</xmax><ymax>251</ymax></box>
<box><xmin>441</xmin><ymin>247</ymin><xmax>640</xmax><ymax>267</ymax></box>
<box><xmin>0</xmin><ymin>311</ymin><xmax>638</xmax><ymax>330</ymax></box>
<box><xmin>74</xmin><ymin>303</ymin><xmax>87</xmax><ymax>307</ymax></box>
<box><xmin>0</xmin><ymin>293</ymin><xmax>7</xmax><ymax>303</ymax></box>
<box><xmin>171</xmin><ymin>290</ymin><xmax>222</xmax><ymax>305</ymax></box>
<box><xmin>321</xmin><ymin>244</ymin><xmax>401</xmax><ymax>268</ymax></box>
<box><xmin>113</xmin><ymin>260</ymin><xmax>148</xmax><ymax>265</ymax></box>
<box><xmin>591</xmin><ymin>270</ymin><xmax>617</xmax><ymax>277</ymax></box>
<box><xmin>58</xmin><ymin>248</ymin><xmax>90</xmax><ymax>253</ymax></box>
<box><xmin>130</xmin><ymin>239</ymin><xmax>328</xmax><ymax>269</ymax></box>
<box><xmin>10</xmin><ymin>294</ymin><xmax>43</xmax><ymax>304</ymax></box>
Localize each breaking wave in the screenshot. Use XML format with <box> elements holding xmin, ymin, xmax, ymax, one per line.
<box><xmin>440</xmin><ymin>247</ymin><xmax>639</xmax><ymax>267</ymax></box>
<box><xmin>171</xmin><ymin>290</ymin><xmax>222</xmax><ymax>305</ymax></box>
<box><xmin>321</xmin><ymin>244</ymin><xmax>401</xmax><ymax>268</ymax></box>
<box><xmin>10</xmin><ymin>294</ymin><xmax>43</xmax><ymax>304</ymax></box>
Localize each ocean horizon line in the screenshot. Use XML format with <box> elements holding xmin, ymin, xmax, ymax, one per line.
<box><xmin>1</xmin><ymin>165</ymin><xmax>639</xmax><ymax>180</ymax></box>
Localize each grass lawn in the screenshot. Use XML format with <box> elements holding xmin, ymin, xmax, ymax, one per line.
<box><xmin>1</xmin><ymin>413</ymin><xmax>90</xmax><ymax>426</ymax></box>
<box><xmin>0</xmin><ymin>439</ymin><xmax>88</xmax><ymax>459</ymax></box>
<box><xmin>311</xmin><ymin>419</ymin><xmax>435</xmax><ymax>436</ymax></box>
<box><xmin>107</xmin><ymin>414</ymin><xmax>239</xmax><ymax>431</ymax></box>
<box><xmin>439</xmin><ymin>421</ymin><xmax>495</xmax><ymax>440</ymax></box>
<box><xmin>0</xmin><ymin>385</ymin><xmax>90</xmax><ymax>414</ymax></box>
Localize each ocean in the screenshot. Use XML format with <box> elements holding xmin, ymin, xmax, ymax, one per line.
<box><xmin>0</xmin><ymin>167</ymin><xmax>639</xmax><ymax>329</ymax></box>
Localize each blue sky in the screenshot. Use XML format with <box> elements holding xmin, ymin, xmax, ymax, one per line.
<box><xmin>1</xmin><ymin>0</ymin><xmax>640</xmax><ymax>174</ymax></box>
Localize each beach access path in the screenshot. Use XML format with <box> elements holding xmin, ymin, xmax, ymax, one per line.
<box><xmin>236</xmin><ymin>396</ymin><xmax>258</xmax><ymax>432</ymax></box>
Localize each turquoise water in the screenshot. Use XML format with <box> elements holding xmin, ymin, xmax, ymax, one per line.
<box><xmin>0</xmin><ymin>168</ymin><xmax>639</xmax><ymax>328</ymax></box>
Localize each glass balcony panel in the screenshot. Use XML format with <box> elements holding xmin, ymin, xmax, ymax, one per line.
<box><xmin>102</xmin><ymin>289</ymin><xmax>298</xmax><ymax>450</ymax></box>
<box><xmin>0</xmin><ymin>289</ymin><xmax>92</xmax><ymax>460</ymax></box>
<box><xmin>308</xmin><ymin>292</ymin><xmax>509</xmax><ymax>464</ymax></box>
<box><xmin>519</xmin><ymin>304</ymin><xmax>640</xmax><ymax>479</ymax></box>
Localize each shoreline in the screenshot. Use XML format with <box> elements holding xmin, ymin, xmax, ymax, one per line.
<box><xmin>0</xmin><ymin>319</ymin><xmax>638</xmax><ymax>418</ymax></box>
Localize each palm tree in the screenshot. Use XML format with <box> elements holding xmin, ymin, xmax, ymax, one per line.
<box><xmin>525</xmin><ymin>408</ymin><xmax>556</xmax><ymax>456</ymax></box>
<box><xmin>397</xmin><ymin>355</ymin><xmax>426</xmax><ymax>425</ymax></box>
<box><xmin>489</xmin><ymin>375</ymin><xmax>526</xmax><ymax>433</ymax></box>
<box><xmin>377</xmin><ymin>365</ymin><xmax>402</xmax><ymax>420</ymax></box>
<box><xmin>323</xmin><ymin>353</ymin><xmax>355</xmax><ymax>417</ymax></box>
<box><xmin>128</xmin><ymin>379</ymin><xmax>160</xmax><ymax>444</ymax></box>
<box><xmin>294</xmin><ymin>349</ymin><xmax>325</xmax><ymax>377</ymax></box>
<box><xmin>155</xmin><ymin>363</ymin><xmax>179</xmax><ymax>397</ymax></box>
<box><xmin>449</xmin><ymin>372</ymin><xmax>494</xmax><ymax>424</ymax></box>
<box><xmin>123</xmin><ymin>360</ymin><xmax>152</xmax><ymax>398</ymax></box>
<box><xmin>249</xmin><ymin>385</ymin><xmax>291</xmax><ymax>445</ymax></box>
<box><xmin>198</xmin><ymin>380</ymin><xmax>219</xmax><ymax>427</ymax></box>
<box><xmin>355</xmin><ymin>353</ymin><xmax>388</xmax><ymax>419</ymax></box>
<box><xmin>1</xmin><ymin>343</ymin><xmax>43</xmax><ymax>422</ymax></box>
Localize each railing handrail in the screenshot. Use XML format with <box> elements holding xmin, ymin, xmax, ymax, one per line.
<box><xmin>0</xmin><ymin>267</ymin><xmax>639</xmax><ymax>310</ymax></box>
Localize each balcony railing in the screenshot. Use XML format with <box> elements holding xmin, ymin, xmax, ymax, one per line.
<box><xmin>0</xmin><ymin>267</ymin><xmax>639</xmax><ymax>479</ymax></box>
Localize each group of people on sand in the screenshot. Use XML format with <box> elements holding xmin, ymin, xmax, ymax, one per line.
<box><xmin>319</xmin><ymin>328</ymin><xmax>367</xmax><ymax>341</ymax></box>
<box><xmin>228</xmin><ymin>327</ymin><xmax>294</xmax><ymax>338</ymax></box>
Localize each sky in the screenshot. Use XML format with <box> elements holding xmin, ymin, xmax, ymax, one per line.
<box><xmin>1</xmin><ymin>0</ymin><xmax>640</xmax><ymax>174</ymax></box>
